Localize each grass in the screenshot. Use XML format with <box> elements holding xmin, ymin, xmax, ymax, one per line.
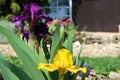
<box><xmin>80</xmin><ymin>56</ymin><xmax>120</xmax><ymax>76</ymax></box>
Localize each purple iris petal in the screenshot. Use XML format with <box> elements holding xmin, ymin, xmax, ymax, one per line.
<box><xmin>22</xmin><ymin>3</ymin><xmax>52</xmax><ymax>25</ymax></box>
<box><xmin>11</xmin><ymin>16</ymin><xmax>24</xmax><ymax>32</ymax></box>
<box><xmin>22</xmin><ymin>30</ymin><xmax>29</xmax><ymax>43</ymax></box>
<box><xmin>34</xmin><ymin>22</ymin><xmax>48</xmax><ymax>41</ymax></box>
<box><xmin>39</xmin><ymin>14</ymin><xmax>53</xmax><ymax>21</ymax></box>
<box><xmin>30</xmin><ymin>3</ymin><xmax>42</xmax><ymax>21</ymax></box>
<box><xmin>22</xmin><ymin>3</ymin><xmax>31</xmax><ymax>18</ymax></box>
<box><xmin>15</xmin><ymin>20</ymin><xmax>24</xmax><ymax>29</ymax></box>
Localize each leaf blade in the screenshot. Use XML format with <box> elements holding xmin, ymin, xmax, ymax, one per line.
<box><xmin>0</xmin><ymin>26</ymin><xmax>46</xmax><ymax>80</ymax></box>
<box><xmin>0</xmin><ymin>62</ymin><xmax>20</xmax><ymax>80</ymax></box>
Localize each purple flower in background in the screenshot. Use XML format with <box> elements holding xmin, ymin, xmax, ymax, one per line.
<box><xmin>30</xmin><ymin>3</ymin><xmax>42</xmax><ymax>22</ymax></box>
<box><xmin>11</xmin><ymin>16</ymin><xmax>24</xmax><ymax>32</ymax></box>
<box><xmin>34</xmin><ymin>22</ymin><xmax>49</xmax><ymax>42</ymax></box>
<box><xmin>34</xmin><ymin>22</ymin><xmax>48</xmax><ymax>37</ymax></box>
<box><xmin>22</xmin><ymin>3</ymin><xmax>53</xmax><ymax>24</ymax></box>
<box><xmin>10</xmin><ymin>2</ymin><xmax>53</xmax><ymax>54</ymax></box>
<box><xmin>22</xmin><ymin>30</ymin><xmax>29</xmax><ymax>43</ymax></box>
<box><xmin>22</xmin><ymin>3</ymin><xmax>45</xmax><ymax>26</ymax></box>
<box><xmin>11</xmin><ymin>2</ymin><xmax>53</xmax><ymax>44</ymax></box>
<box><xmin>39</xmin><ymin>14</ymin><xmax>53</xmax><ymax>22</ymax></box>
<box><xmin>22</xmin><ymin>3</ymin><xmax>31</xmax><ymax>19</ymax></box>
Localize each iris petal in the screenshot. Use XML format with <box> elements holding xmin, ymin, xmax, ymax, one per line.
<box><xmin>38</xmin><ymin>63</ymin><xmax>58</xmax><ymax>72</ymax></box>
<box><xmin>54</xmin><ymin>49</ymin><xmax>73</xmax><ymax>68</ymax></box>
<box><xmin>67</xmin><ymin>66</ymin><xmax>86</xmax><ymax>73</ymax></box>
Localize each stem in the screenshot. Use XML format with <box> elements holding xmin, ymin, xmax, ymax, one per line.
<box><xmin>59</xmin><ymin>74</ymin><xmax>64</xmax><ymax>80</ymax></box>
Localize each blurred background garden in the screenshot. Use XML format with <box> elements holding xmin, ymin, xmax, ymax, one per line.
<box><xmin>1</xmin><ymin>0</ymin><xmax>120</xmax><ymax>80</ymax></box>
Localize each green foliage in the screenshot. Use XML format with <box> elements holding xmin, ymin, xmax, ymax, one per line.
<box><xmin>0</xmin><ymin>0</ymin><xmax>11</xmax><ymax>16</ymax></box>
<box><xmin>0</xmin><ymin>20</ymin><xmax>81</xmax><ymax>80</ymax></box>
<box><xmin>0</xmin><ymin>0</ymin><xmax>6</xmax><ymax>5</ymax></box>
<box><xmin>10</xmin><ymin>2</ymin><xmax>20</xmax><ymax>14</ymax></box>
<box><xmin>63</xmin><ymin>23</ymin><xmax>76</xmax><ymax>53</ymax></box>
<box><xmin>49</xmin><ymin>22</ymin><xmax>62</xmax><ymax>62</ymax></box>
<box><xmin>47</xmin><ymin>0</ymin><xmax>52</xmax><ymax>3</ymax></box>
<box><xmin>0</xmin><ymin>19</ymin><xmax>15</xmax><ymax>44</ymax></box>
<box><xmin>5</xmin><ymin>14</ymin><xmax>14</xmax><ymax>21</ymax></box>
<box><xmin>0</xmin><ymin>53</ymin><xmax>31</xmax><ymax>80</ymax></box>
<box><xmin>0</xmin><ymin>63</ymin><xmax>20</xmax><ymax>80</ymax></box>
<box><xmin>0</xmin><ymin>26</ymin><xmax>47</xmax><ymax>80</ymax></box>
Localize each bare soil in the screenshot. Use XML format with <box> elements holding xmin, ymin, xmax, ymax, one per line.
<box><xmin>1</xmin><ymin>32</ymin><xmax>120</xmax><ymax>57</ymax></box>
<box><xmin>1</xmin><ymin>42</ymin><xmax>120</xmax><ymax>57</ymax></box>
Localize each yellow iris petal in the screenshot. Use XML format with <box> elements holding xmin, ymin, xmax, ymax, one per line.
<box><xmin>79</xmin><ymin>67</ymin><xmax>87</xmax><ymax>73</ymax></box>
<box><xmin>53</xmin><ymin>49</ymin><xmax>73</xmax><ymax>74</ymax></box>
<box><xmin>38</xmin><ymin>63</ymin><xmax>58</xmax><ymax>72</ymax></box>
<box><xmin>67</xmin><ymin>66</ymin><xmax>87</xmax><ymax>73</ymax></box>
<box><xmin>54</xmin><ymin>49</ymin><xmax>73</xmax><ymax>68</ymax></box>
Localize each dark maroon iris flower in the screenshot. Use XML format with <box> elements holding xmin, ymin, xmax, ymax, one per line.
<box><xmin>34</xmin><ymin>22</ymin><xmax>48</xmax><ymax>41</ymax></box>
<box><xmin>22</xmin><ymin>30</ymin><xmax>29</xmax><ymax>43</ymax></box>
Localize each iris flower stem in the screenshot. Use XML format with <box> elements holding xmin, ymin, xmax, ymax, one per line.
<box><xmin>59</xmin><ymin>74</ymin><xmax>64</xmax><ymax>80</ymax></box>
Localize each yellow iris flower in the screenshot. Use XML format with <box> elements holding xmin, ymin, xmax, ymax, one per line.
<box><xmin>38</xmin><ymin>49</ymin><xmax>86</xmax><ymax>75</ymax></box>
<box><xmin>118</xmin><ymin>70</ymin><xmax>120</xmax><ymax>74</ymax></box>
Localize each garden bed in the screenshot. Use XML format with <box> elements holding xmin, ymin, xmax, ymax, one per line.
<box><xmin>1</xmin><ymin>31</ymin><xmax>120</xmax><ymax>79</ymax></box>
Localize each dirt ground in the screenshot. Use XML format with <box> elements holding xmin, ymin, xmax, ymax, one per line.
<box><xmin>1</xmin><ymin>42</ymin><xmax>120</xmax><ymax>57</ymax></box>
<box><xmin>1</xmin><ymin>32</ymin><xmax>120</xmax><ymax>57</ymax></box>
<box><xmin>73</xmin><ymin>41</ymin><xmax>120</xmax><ymax>57</ymax></box>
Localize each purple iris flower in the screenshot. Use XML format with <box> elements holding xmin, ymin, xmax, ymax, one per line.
<box><xmin>22</xmin><ymin>3</ymin><xmax>42</xmax><ymax>22</ymax></box>
<box><xmin>22</xmin><ymin>3</ymin><xmax>53</xmax><ymax>23</ymax></box>
<box><xmin>34</xmin><ymin>22</ymin><xmax>49</xmax><ymax>42</ymax></box>
<box><xmin>11</xmin><ymin>16</ymin><xmax>24</xmax><ymax>32</ymax></box>
<box><xmin>30</xmin><ymin>3</ymin><xmax>42</xmax><ymax>21</ymax></box>
<box><xmin>22</xmin><ymin>3</ymin><xmax>43</xmax><ymax>26</ymax></box>
<box><xmin>39</xmin><ymin>14</ymin><xmax>53</xmax><ymax>22</ymax></box>
<box><xmin>22</xmin><ymin>30</ymin><xmax>29</xmax><ymax>43</ymax></box>
<box><xmin>11</xmin><ymin>2</ymin><xmax>53</xmax><ymax>44</ymax></box>
<box><xmin>22</xmin><ymin>3</ymin><xmax>31</xmax><ymax>19</ymax></box>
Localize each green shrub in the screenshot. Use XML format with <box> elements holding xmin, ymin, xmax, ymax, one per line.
<box><xmin>0</xmin><ymin>19</ymin><xmax>15</xmax><ymax>44</ymax></box>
